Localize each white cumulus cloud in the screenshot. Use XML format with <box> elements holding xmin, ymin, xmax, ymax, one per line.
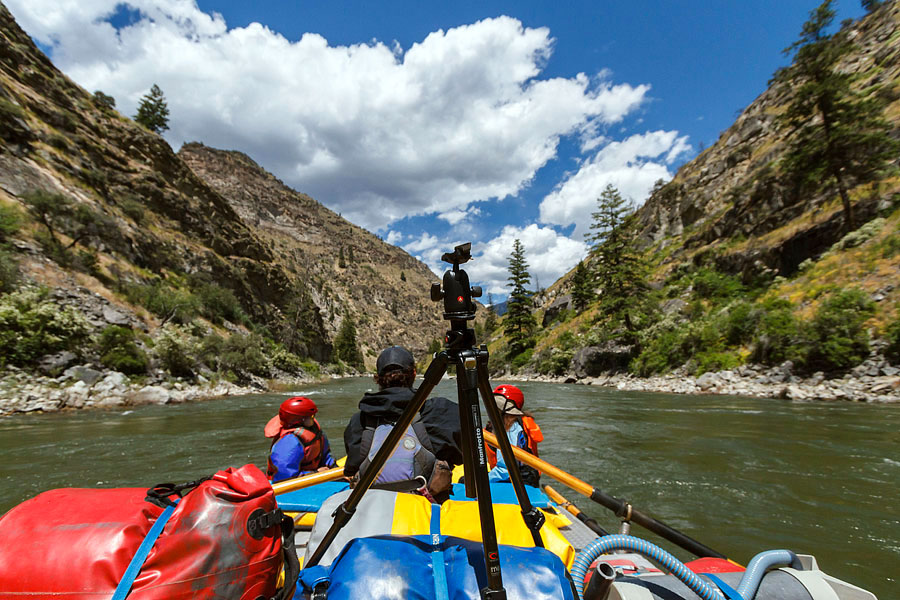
<box><xmin>7</xmin><ymin>0</ymin><xmax>651</xmax><ymax>232</ymax></box>
<box><xmin>466</xmin><ymin>225</ymin><xmax>588</xmax><ymax>298</ymax></box>
<box><xmin>539</xmin><ymin>130</ymin><xmax>691</xmax><ymax>239</ymax></box>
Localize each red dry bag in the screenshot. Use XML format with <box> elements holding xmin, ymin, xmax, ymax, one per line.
<box><xmin>0</xmin><ymin>464</ymin><xmax>298</xmax><ymax>600</ymax></box>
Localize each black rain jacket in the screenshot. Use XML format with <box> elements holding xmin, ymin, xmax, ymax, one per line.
<box><xmin>343</xmin><ymin>386</ymin><xmax>463</xmax><ymax>476</ymax></box>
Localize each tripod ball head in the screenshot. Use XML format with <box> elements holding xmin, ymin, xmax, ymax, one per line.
<box><xmin>432</xmin><ymin>242</ymin><xmax>482</xmax><ymax>321</ymax></box>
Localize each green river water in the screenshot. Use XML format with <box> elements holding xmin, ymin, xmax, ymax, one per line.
<box><xmin>0</xmin><ymin>378</ymin><xmax>897</xmax><ymax>598</ymax></box>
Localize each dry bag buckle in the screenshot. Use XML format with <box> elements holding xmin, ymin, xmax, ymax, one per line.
<box><xmin>247</xmin><ymin>508</ymin><xmax>285</xmax><ymax>540</ymax></box>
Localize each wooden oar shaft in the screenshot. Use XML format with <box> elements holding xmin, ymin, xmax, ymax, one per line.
<box><xmin>543</xmin><ymin>484</ymin><xmax>610</xmax><ymax>537</ymax></box>
<box><xmin>271</xmin><ymin>467</ymin><xmax>345</xmax><ymax>495</ymax></box>
<box><xmin>483</xmin><ymin>430</ymin><xmax>726</xmax><ymax>559</ymax></box>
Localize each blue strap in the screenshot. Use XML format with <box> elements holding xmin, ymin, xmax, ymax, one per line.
<box><xmin>111</xmin><ymin>500</ymin><xmax>180</xmax><ymax>600</ymax></box>
<box><xmin>430</xmin><ymin>504</ymin><xmax>449</xmax><ymax>600</ymax></box>
<box><xmin>704</xmin><ymin>573</ymin><xmax>744</xmax><ymax>600</ymax></box>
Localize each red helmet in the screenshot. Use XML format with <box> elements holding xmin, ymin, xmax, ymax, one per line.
<box><xmin>493</xmin><ymin>385</ymin><xmax>524</xmax><ymax>410</ymax></box>
<box><xmin>279</xmin><ymin>396</ymin><xmax>317</xmax><ymax>427</ymax></box>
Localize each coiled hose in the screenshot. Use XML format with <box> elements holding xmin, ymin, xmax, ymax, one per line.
<box><xmin>571</xmin><ymin>535</ymin><xmax>725</xmax><ymax>600</ymax></box>
<box><xmin>571</xmin><ymin>535</ymin><xmax>803</xmax><ymax>600</ymax></box>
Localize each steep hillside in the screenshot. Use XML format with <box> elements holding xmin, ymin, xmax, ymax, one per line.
<box><xmin>496</xmin><ymin>3</ymin><xmax>900</xmax><ymax>384</ymax></box>
<box><xmin>178</xmin><ymin>143</ymin><xmax>445</xmax><ymax>361</ymax></box>
<box><xmin>0</xmin><ymin>0</ymin><xmax>441</xmax><ymax>394</ymax></box>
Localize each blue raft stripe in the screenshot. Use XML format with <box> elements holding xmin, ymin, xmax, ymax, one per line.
<box><xmin>430</xmin><ymin>504</ymin><xmax>449</xmax><ymax>600</ymax></box>
<box><xmin>703</xmin><ymin>573</ymin><xmax>743</xmax><ymax>600</ymax></box>
<box><xmin>111</xmin><ymin>499</ymin><xmax>180</xmax><ymax>600</ymax></box>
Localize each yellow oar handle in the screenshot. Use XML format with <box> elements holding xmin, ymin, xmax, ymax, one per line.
<box><xmin>271</xmin><ymin>467</ymin><xmax>346</xmax><ymax>495</ymax></box>
<box><xmin>482</xmin><ymin>430</ymin><xmax>594</xmax><ymax>496</ymax></box>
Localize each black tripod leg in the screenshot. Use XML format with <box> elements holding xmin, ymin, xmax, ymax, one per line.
<box><xmin>476</xmin><ymin>348</ymin><xmax>545</xmax><ymax>548</ymax></box>
<box><xmin>304</xmin><ymin>351</ymin><xmax>450</xmax><ymax>568</ymax></box>
<box><xmin>455</xmin><ymin>350</ymin><xmax>506</xmax><ymax>600</ymax></box>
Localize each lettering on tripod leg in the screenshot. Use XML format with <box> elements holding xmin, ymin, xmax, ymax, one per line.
<box><xmin>472</xmin><ymin>405</ymin><xmax>486</xmax><ymax>466</ymax></box>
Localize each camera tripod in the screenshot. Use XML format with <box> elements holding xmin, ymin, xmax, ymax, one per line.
<box><xmin>305</xmin><ymin>243</ymin><xmax>546</xmax><ymax>600</ymax></box>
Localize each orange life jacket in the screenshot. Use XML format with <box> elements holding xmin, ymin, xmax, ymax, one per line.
<box><xmin>486</xmin><ymin>416</ymin><xmax>543</xmax><ymax>468</ymax></box>
<box><xmin>265</xmin><ymin>419</ymin><xmax>325</xmax><ymax>479</ymax></box>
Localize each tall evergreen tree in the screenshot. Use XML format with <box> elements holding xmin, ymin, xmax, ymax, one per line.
<box><xmin>570</xmin><ymin>260</ymin><xmax>593</xmax><ymax>313</ymax></box>
<box><xmin>133</xmin><ymin>84</ymin><xmax>170</xmax><ymax>134</ymax></box>
<box><xmin>775</xmin><ymin>0</ymin><xmax>899</xmax><ymax>231</ymax></box>
<box><xmin>586</xmin><ymin>184</ymin><xmax>645</xmax><ymax>332</ymax></box>
<box><xmin>333</xmin><ymin>311</ymin><xmax>363</xmax><ymax>368</ymax></box>
<box><xmin>504</xmin><ymin>239</ymin><xmax>536</xmax><ymax>355</ymax></box>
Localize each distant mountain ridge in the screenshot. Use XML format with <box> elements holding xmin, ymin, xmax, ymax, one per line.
<box><xmin>0</xmin><ymin>1</ymin><xmax>443</xmax><ymax>374</ymax></box>
<box><xmin>178</xmin><ymin>143</ymin><xmax>446</xmax><ymax>360</ymax></box>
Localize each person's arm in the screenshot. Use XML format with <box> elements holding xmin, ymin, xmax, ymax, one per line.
<box><xmin>420</xmin><ymin>397</ymin><xmax>464</xmax><ymax>466</ymax></box>
<box><xmin>270</xmin><ymin>435</ymin><xmax>302</xmax><ymax>483</ymax></box>
<box><xmin>343</xmin><ymin>413</ymin><xmax>363</xmax><ymax>476</ymax></box>
<box><xmin>320</xmin><ymin>433</ymin><xmax>337</xmax><ymax>469</ymax></box>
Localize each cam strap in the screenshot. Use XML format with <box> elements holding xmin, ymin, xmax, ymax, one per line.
<box><xmin>145</xmin><ymin>476</ymin><xmax>212</xmax><ymax>508</ymax></box>
<box><xmin>110</xmin><ymin>499</ymin><xmax>180</xmax><ymax>600</ymax></box>
<box><xmin>704</xmin><ymin>573</ymin><xmax>744</xmax><ymax>600</ymax></box>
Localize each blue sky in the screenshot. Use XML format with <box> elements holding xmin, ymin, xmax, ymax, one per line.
<box><xmin>8</xmin><ymin>0</ymin><xmax>866</xmax><ymax>300</ymax></box>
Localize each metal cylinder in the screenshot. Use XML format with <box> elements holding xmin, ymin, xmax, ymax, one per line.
<box><xmin>583</xmin><ymin>561</ymin><xmax>617</xmax><ymax>600</ymax></box>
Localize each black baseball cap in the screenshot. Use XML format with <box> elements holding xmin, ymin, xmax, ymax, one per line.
<box><xmin>376</xmin><ymin>345</ymin><xmax>415</xmax><ymax>375</ymax></box>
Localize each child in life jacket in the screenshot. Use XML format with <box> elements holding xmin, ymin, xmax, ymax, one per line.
<box><xmin>486</xmin><ymin>384</ymin><xmax>543</xmax><ymax>487</ymax></box>
<box><xmin>265</xmin><ymin>396</ymin><xmax>337</xmax><ymax>482</ymax></box>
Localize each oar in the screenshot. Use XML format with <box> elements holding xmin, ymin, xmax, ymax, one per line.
<box><xmin>483</xmin><ymin>430</ymin><xmax>727</xmax><ymax>559</ymax></box>
<box><xmin>543</xmin><ymin>484</ymin><xmax>610</xmax><ymax>537</ymax></box>
<box><xmin>271</xmin><ymin>467</ymin><xmax>346</xmax><ymax>495</ymax></box>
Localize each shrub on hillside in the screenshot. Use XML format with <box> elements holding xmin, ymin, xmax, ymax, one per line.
<box><xmin>804</xmin><ymin>288</ymin><xmax>875</xmax><ymax>373</ymax></box>
<box><xmin>124</xmin><ymin>281</ymin><xmax>199</xmax><ymax>325</ymax></box>
<box><xmin>0</xmin><ymin>249</ymin><xmax>19</xmax><ymax>293</ymax></box>
<box><xmin>220</xmin><ymin>333</ymin><xmax>271</xmax><ymax>378</ymax></box>
<box><xmin>98</xmin><ymin>325</ymin><xmax>148</xmax><ymax>375</ymax></box>
<box><xmin>691</xmin><ymin>268</ymin><xmax>744</xmax><ymax>301</ymax></box>
<box><xmin>750</xmin><ymin>298</ymin><xmax>804</xmax><ymax>366</ymax></box>
<box><xmin>885</xmin><ymin>317</ymin><xmax>900</xmax><ymax>364</ymax></box>
<box><xmin>153</xmin><ymin>323</ymin><xmax>196</xmax><ymax>377</ymax></box>
<box><xmin>194</xmin><ymin>282</ymin><xmax>244</xmax><ymax>325</ymax></box>
<box><xmin>0</xmin><ymin>287</ymin><xmax>91</xmax><ymax>367</ymax></box>
<box><xmin>0</xmin><ymin>203</ymin><xmax>20</xmax><ymax>243</ymax></box>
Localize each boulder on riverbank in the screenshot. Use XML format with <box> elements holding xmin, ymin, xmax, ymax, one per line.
<box><xmin>505</xmin><ymin>355</ymin><xmax>900</xmax><ymax>404</ymax></box>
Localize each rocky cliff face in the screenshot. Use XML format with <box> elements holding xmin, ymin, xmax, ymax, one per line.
<box><xmin>178</xmin><ymin>143</ymin><xmax>445</xmax><ymax>362</ymax></box>
<box><xmin>635</xmin><ymin>3</ymin><xmax>900</xmax><ymax>281</ymax></box>
<box><xmin>0</xmin><ymin>2</ymin><xmax>442</xmax><ymax>370</ymax></box>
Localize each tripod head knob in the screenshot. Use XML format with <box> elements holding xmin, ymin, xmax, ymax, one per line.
<box><xmin>433</xmin><ymin>243</ymin><xmax>480</xmax><ymax>321</ymax></box>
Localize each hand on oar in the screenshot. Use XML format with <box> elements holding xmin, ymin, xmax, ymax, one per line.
<box><xmin>482</xmin><ymin>430</ymin><xmax>727</xmax><ymax>560</ymax></box>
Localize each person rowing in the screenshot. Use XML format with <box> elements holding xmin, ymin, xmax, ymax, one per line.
<box><xmin>265</xmin><ymin>396</ymin><xmax>337</xmax><ymax>483</ymax></box>
<box><xmin>486</xmin><ymin>384</ymin><xmax>542</xmax><ymax>487</ymax></box>
<box><xmin>343</xmin><ymin>345</ymin><xmax>461</xmax><ymax>502</ymax></box>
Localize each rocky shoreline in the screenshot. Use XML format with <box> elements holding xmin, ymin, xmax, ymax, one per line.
<box><xmin>508</xmin><ymin>356</ymin><xmax>900</xmax><ymax>403</ymax></box>
<box><xmin>0</xmin><ymin>365</ymin><xmax>274</xmax><ymax>417</ymax></box>
<box><xmin>3</xmin><ymin>353</ymin><xmax>899</xmax><ymax>418</ymax></box>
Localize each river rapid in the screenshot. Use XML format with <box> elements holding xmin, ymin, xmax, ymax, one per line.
<box><xmin>1</xmin><ymin>378</ymin><xmax>897</xmax><ymax>598</ymax></box>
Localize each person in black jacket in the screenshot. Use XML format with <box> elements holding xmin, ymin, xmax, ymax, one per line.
<box><xmin>344</xmin><ymin>346</ymin><xmax>461</xmax><ymax>502</ymax></box>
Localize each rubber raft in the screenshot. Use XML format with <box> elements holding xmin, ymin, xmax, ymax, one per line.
<box><xmin>279</xmin><ymin>479</ymin><xmax>877</xmax><ymax>600</ymax></box>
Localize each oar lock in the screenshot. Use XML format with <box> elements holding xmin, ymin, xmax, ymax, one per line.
<box><xmin>615</xmin><ymin>501</ymin><xmax>633</xmax><ymax>522</ymax></box>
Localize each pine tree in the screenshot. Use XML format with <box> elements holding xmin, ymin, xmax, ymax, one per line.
<box><xmin>775</xmin><ymin>0</ymin><xmax>899</xmax><ymax>231</ymax></box>
<box><xmin>570</xmin><ymin>260</ymin><xmax>593</xmax><ymax>312</ymax></box>
<box><xmin>333</xmin><ymin>311</ymin><xmax>363</xmax><ymax>368</ymax></box>
<box><xmin>586</xmin><ymin>184</ymin><xmax>646</xmax><ymax>332</ymax></box>
<box><xmin>504</xmin><ymin>239</ymin><xmax>536</xmax><ymax>355</ymax></box>
<box><xmin>133</xmin><ymin>84</ymin><xmax>170</xmax><ymax>134</ymax></box>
